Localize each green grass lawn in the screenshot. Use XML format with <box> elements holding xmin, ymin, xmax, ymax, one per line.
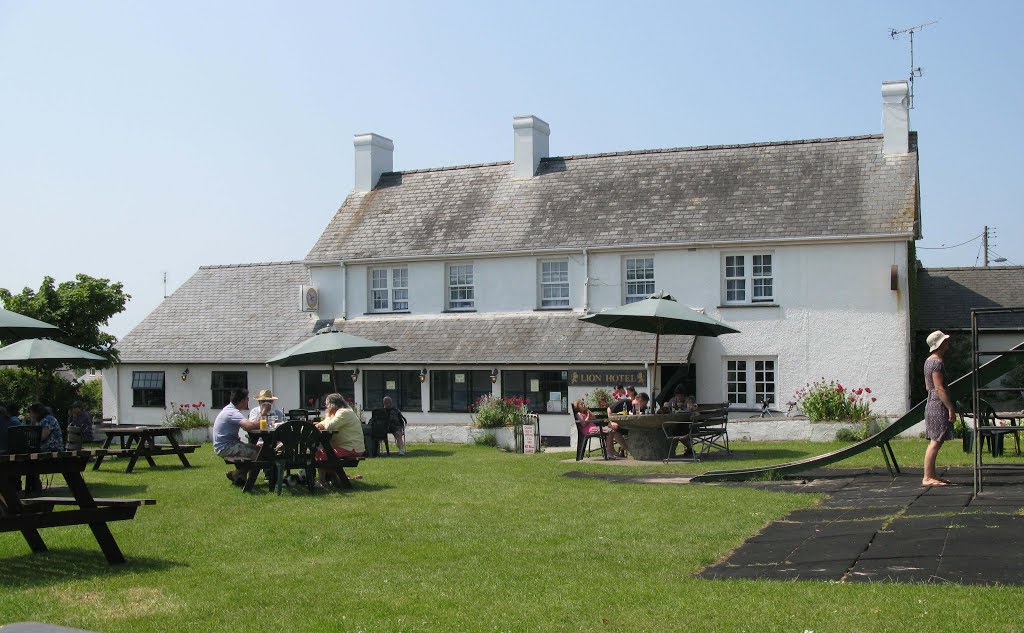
<box><xmin>1</xmin><ymin>439</ymin><xmax>1021</xmax><ymax>632</ymax></box>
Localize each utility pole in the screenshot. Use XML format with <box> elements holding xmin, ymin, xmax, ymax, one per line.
<box><xmin>983</xmin><ymin>226</ymin><xmax>989</xmax><ymax>267</ymax></box>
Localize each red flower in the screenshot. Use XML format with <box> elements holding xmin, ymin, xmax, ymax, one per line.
<box><xmin>855</xmin><ymin>388</ymin><xmax>863</xmax><ymax>396</ymax></box>
<box><xmin>871</xmin><ymin>397</ymin><xmax>877</xmax><ymax>402</ymax></box>
<box><xmin>308</xmin><ymin>398</ymin><xmax>315</xmax><ymax>405</ymax></box>
<box><xmin>849</xmin><ymin>397</ymin><xmax>855</xmax><ymax>402</ymax></box>
<box><xmin>865</xmin><ymin>388</ymin><xmax>871</xmax><ymax>394</ymax></box>
<box><xmin>836</xmin><ymin>384</ymin><xmax>844</xmax><ymax>393</ymax></box>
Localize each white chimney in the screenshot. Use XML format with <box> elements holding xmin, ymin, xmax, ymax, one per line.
<box><xmin>512</xmin><ymin>115</ymin><xmax>550</xmax><ymax>179</ymax></box>
<box><xmin>353</xmin><ymin>133</ymin><xmax>394</xmax><ymax>193</ymax></box>
<box><xmin>881</xmin><ymin>81</ymin><xmax>910</xmax><ymax>155</ymax></box>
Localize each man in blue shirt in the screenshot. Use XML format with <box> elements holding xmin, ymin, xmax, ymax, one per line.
<box><xmin>212</xmin><ymin>388</ymin><xmax>260</xmax><ymax>485</ymax></box>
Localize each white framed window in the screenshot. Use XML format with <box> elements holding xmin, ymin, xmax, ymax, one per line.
<box><xmin>447</xmin><ymin>263</ymin><xmax>475</xmax><ymax>310</ymax></box>
<box><xmin>369</xmin><ymin>267</ymin><xmax>409</xmax><ymax>312</ymax></box>
<box><xmin>624</xmin><ymin>256</ymin><xmax>655</xmax><ymax>304</ymax></box>
<box><xmin>725</xmin><ymin>358</ymin><xmax>776</xmax><ymax>408</ymax></box>
<box><xmin>539</xmin><ymin>260</ymin><xmax>570</xmax><ymax>308</ymax></box>
<box><xmin>723</xmin><ymin>253</ymin><xmax>774</xmax><ymax>304</ymax></box>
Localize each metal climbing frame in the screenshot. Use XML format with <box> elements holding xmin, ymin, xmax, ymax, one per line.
<box><xmin>971</xmin><ymin>306</ymin><xmax>1024</xmax><ymax>495</ymax></box>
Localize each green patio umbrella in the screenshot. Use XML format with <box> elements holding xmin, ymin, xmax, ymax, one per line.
<box><xmin>580</xmin><ymin>292</ymin><xmax>739</xmax><ymax>400</ymax></box>
<box><xmin>0</xmin><ymin>308</ymin><xmax>59</xmax><ymax>341</ymax></box>
<box><xmin>266</xmin><ymin>328</ymin><xmax>396</xmax><ymax>391</ymax></box>
<box><xmin>0</xmin><ymin>338</ymin><xmax>106</xmax><ymax>365</ymax></box>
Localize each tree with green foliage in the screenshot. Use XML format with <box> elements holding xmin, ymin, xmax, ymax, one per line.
<box><xmin>0</xmin><ymin>274</ymin><xmax>130</xmax><ymax>367</ymax></box>
<box><xmin>0</xmin><ymin>275</ymin><xmax>129</xmax><ymax>419</ymax></box>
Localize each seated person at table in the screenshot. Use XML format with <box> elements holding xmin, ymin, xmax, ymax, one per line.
<box><xmin>247</xmin><ymin>389</ymin><xmax>286</xmax><ymax>427</ymax></box>
<box><xmin>576</xmin><ymin>399</ymin><xmax>628</xmax><ymax>459</ymax></box>
<box><xmin>314</xmin><ymin>393</ymin><xmax>365</xmax><ymax>488</ymax></box>
<box><xmin>632</xmin><ymin>392</ymin><xmax>651</xmax><ymax>414</ymax></box>
<box><xmin>66</xmin><ymin>401</ymin><xmax>94</xmax><ymax>450</ymax></box>
<box><xmin>213</xmin><ymin>388</ymin><xmax>261</xmax><ymax>485</ymax></box>
<box><xmin>372</xmin><ymin>396</ymin><xmax>408</xmax><ymax>456</ymax></box>
<box><xmin>28</xmin><ymin>403</ymin><xmax>63</xmax><ymax>452</ymax></box>
<box><xmin>661</xmin><ymin>386</ymin><xmax>697</xmax><ymax>413</ymax></box>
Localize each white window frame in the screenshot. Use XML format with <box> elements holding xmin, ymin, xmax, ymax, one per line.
<box><xmin>446</xmin><ymin>263</ymin><xmax>475</xmax><ymax>311</ymax></box>
<box><xmin>369</xmin><ymin>267</ymin><xmax>409</xmax><ymax>313</ymax></box>
<box><xmin>722</xmin><ymin>252</ymin><xmax>774</xmax><ymax>305</ymax></box>
<box><xmin>538</xmin><ymin>259</ymin><xmax>570</xmax><ymax>309</ymax></box>
<box><xmin>724</xmin><ymin>357</ymin><xmax>777</xmax><ymax>409</ymax></box>
<box><xmin>624</xmin><ymin>255</ymin><xmax>655</xmax><ymax>304</ymax></box>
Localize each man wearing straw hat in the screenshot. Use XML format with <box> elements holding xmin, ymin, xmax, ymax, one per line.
<box><xmin>248</xmin><ymin>389</ymin><xmax>286</xmax><ymax>428</ymax></box>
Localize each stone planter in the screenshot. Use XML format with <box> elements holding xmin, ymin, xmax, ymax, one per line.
<box><xmin>174</xmin><ymin>427</ymin><xmax>211</xmax><ymax>444</ymax></box>
<box><xmin>729</xmin><ymin>419</ymin><xmax>874</xmax><ymax>442</ymax></box>
<box><xmin>467</xmin><ymin>427</ymin><xmax>519</xmax><ymax>451</ymax></box>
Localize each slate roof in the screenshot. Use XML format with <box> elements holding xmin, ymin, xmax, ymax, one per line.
<box><xmin>917</xmin><ymin>267</ymin><xmax>1024</xmax><ymax>330</ymax></box>
<box><xmin>117</xmin><ymin>263</ymin><xmax>694</xmax><ymax>365</ymax></box>
<box><xmin>307</xmin><ymin>134</ymin><xmax>919</xmax><ymax>263</ymax></box>
<box><xmin>117</xmin><ymin>262</ymin><xmax>317</xmax><ymax>363</ymax></box>
<box><xmin>317</xmin><ymin>312</ymin><xmax>694</xmax><ymax>365</ymax></box>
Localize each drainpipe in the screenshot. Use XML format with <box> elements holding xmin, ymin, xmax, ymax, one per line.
<box><xmin>583</xmin><ymin>248</ymin><xmax>590</xmax><ymax>313</ymax></box>
<box><xmin>112</xmin><ymin>365</ymin><xmax>120</xmax><ymax>423</ymax></box>
<box><xmin>340</xmin><ymin>261</ymin><xmax>347</xmax><ymax>320</ymax></box>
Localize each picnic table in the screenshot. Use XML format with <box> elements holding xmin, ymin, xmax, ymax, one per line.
<box><xmin>92</xmin><ymin>425</ymin><xmax>198</xmax><ymax>473</ymax></box>
<box><xmin>236</xmin><ymin>425</ymin><xmax>361</xmax><ymax>493</ymax></box>
<box><xmin>610</xmin><ymin>412</ymin><xmax>692</xmax><ymax>460</ymax></box>
<box><xmin>0</xmin><ymin>449</ymin><xmax>155</xmax><ymax>564</ymax></box>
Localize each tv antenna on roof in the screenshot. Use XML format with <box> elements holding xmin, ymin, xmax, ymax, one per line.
<box><xmin>890</xmin><ymin>21</ymin><xmax>937</xmax><ymax>109</ymax></box>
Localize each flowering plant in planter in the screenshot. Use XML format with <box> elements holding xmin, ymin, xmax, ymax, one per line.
<box><xmin>792</xmin><ymin>380</ymin><xmax>876</xmax><ymax>422</ymax></box>
<box><xmin>165</xmin><ymin>402</ymin><xmax>211</xmax><ymax>430</ymax></box>
<box><xmin>472</xmin><ymin>395</ymin><xmax>529</xmax><ymax>428</ymax></box>
<box><xmin>586</xmin><ymin>388</ymin><xmax>614</xmax><ymax>410</ymax></box>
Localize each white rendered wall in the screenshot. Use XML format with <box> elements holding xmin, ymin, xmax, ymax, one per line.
<box><xmin>106</xmin><ymin>364</ymin><xmax>302</xmax><ymax>425</ymax></box>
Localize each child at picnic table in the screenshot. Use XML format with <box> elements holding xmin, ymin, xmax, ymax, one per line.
<box><xmin>314</xmin><ymin>393</ymin><xmax>366</xmax><ymax>489</ymax></box>
<box><xmin>576</xmin><ymin>399</ymin><xmax>628</xmax><ymax>460</ymax></box>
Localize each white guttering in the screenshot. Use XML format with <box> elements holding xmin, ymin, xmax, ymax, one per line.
<box><xmin>305</xmin><ymin>232</ymin><xmax>916</xmax><ymax>267</ymax></box>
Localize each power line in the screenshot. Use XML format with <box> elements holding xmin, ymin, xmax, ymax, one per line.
<box><xmin>987</xmin><ymin>249</ymin><xmax>1019</xmax><ymax>266</ymax></box>
<box><xmin>918</xmin><ymin>233</ymin><xmax>983</xmax><ymax>250</ymax></box>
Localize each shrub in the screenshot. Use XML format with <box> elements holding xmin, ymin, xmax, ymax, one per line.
<box><xmin>793</xmin><ymin>380</ymin><xmax>876</xmax><ymax>422</ymax></box>
<box><xmin>472</xmin><ymin>395</ymin><xmax>528</xmax><ymax>429</ymax></box>
<box><xmin>165</xmin><ymin>402</ymin><xmax>211</xmax><ymax>430</ymax></box>
<box><xmin>78</xmin><ymin>379</ymin><xmax>102</xmax><ymax>415</ymax></box>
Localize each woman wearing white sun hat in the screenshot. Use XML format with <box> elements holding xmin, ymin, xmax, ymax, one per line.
<box><xmin>922</xmin><ymin>330</ymin><xmax>955</xmax><ymax>486</ymax></box>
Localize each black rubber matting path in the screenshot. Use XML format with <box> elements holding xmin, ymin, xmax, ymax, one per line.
<box><xmin>699</xmin><ymin>467</ymin><xmax>1024</xmax><ymax>585</ymax></box>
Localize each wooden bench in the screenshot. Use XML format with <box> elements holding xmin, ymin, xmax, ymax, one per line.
<box><xmin>0</xmin><ymin>452</ymin><xmax>156</xmax><ymax>564</ymax></box>
<box><xmin>222</xmin><ymin>455</ymin><xmax>364</xmax><ymax>490</ymax></box>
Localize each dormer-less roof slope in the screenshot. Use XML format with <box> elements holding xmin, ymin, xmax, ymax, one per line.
<box><xmin>307</xmin><ymin>134</ymin><xmax>919</xmax><ymax>263</ymax></box>
<box><xmin>917</xmin><ymin>267</ymin><xmax>1024</xmax><ymax>331</ymax></box>
<box><xmin>117</xmin><ymin>261</ymin><xmax>316</xmax><ymax>363</ymax></box>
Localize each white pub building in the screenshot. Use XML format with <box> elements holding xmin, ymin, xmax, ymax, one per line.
<box><xmin>105</xmin><ymin>81</ymin><xmax>920</xmax><ymax>444</ymax></box>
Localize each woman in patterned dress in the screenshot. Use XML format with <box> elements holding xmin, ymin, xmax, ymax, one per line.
<box><xmin>923</xmin><ymin>331</ymin><xmax>955</xmax><ymax>486</ymax></box>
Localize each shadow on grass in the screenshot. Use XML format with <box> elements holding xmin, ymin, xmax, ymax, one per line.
<box><xmin>0</xmin><ymin>549</ymin><xmax>185</xmax><ymax>589</ymax></box>
<box><xmin>240</xmin><ymin>481</ymin><xmax>395</xmax><ymax>496</ymax></box>
<box><xmin>393</xmin><ymin>448</ymin><xmax>455</xmax><ymax>458</ymax></box>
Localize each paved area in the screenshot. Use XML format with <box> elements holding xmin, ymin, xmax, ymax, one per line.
<box><xmin>699</xmin><ymin>467</ymin><xmax>1024</xmax><ymax>585</ymax></box>
<box><xmin>563</xmin><ymin>463</ymin><xmax>1024</xmax><ymax>584</ymax></box>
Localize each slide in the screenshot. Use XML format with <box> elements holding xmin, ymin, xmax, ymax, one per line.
<box><xmin>693</xmin><ymin>341</ymin><xmax>1024</xmax><ymax>482</ymax></box>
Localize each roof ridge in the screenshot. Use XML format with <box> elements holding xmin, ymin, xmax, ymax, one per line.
<box><xmin>381</xmin><ymin>160</ymin><xmax>512</xmax><ymax>177</ymax></box>
<box><xmin>378</xmin><ymin>133</ymin><xmax>885</xmax><ymax>177</ymax></box>
<box><xmin>923</xmin><ymin>266</ymin><xmax>1024</xmax><ymax>272</ymax></box>
<box><xmin>553</xmin><ymin>134</ymin><xmax>884</xmax><ymax>162</ymax></box>
<box><xmin>199</xmin><ymin>260</ymin><xmax>305</xmax><ymax>271</ymax></box>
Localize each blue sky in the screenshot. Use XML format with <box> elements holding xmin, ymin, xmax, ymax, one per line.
<box><xmin>2</xmin><ymin>1</ymin><xmax>1022</xmax><ymax>337</ymax></box>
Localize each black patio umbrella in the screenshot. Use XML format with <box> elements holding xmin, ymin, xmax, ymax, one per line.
<box><xmin>580</xmin><ymin>292</ymin><xmax>740</xmax><ymax>400</ymax></box>
<box><xmin>266</xmin><ymin>328</ymin><xmax>395</xmax><ymax>392</ymax></box>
